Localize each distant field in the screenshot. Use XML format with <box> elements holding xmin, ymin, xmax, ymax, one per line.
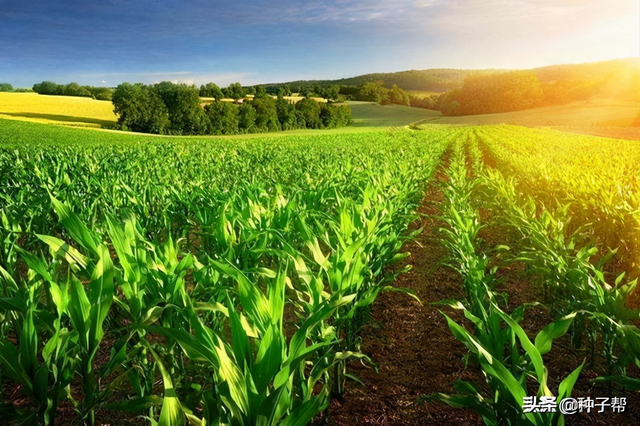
<box><xmin>549</xmin><ymin>126</ymin><xmax>639</xmax><ymax>141</ymax></box>
<box><xmin>347</xmin><ymin>101</ymin><xmax>441</xmax><ymax>127</ymax></box>
<box><xmin>405</xmin><ymin>90</ymin><xmax>441</xmax><ymax>98</ymax></box>
<box><xmin>415</xmin><ymin>98</ymin><xmax>639</xmax><ymax>127</ymax></box>
<box><xmin>0</xmin><ymin>92</ymin><xmax>116</xmax><ymax>128</ymax></box>
<box><xmin>200</xmin><ymin>95</ymin><xmax>327</xmax><ymax>104</ymax></box>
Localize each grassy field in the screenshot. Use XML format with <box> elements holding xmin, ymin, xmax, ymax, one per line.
<box><xmin>347</xmin><ymin>101</ymin><xmax>442</xmax><ymax>126</ymax></box>
<box><xmin>0</xmin><ymin>92</ymin><xmax>116</xmax><ymax>128</ymax></box>
<box><xmin>405</xmin><ymin>89</ymin><xmax>441</xmax><ymax>98</ymax></box>
<box><xmin>415</xmin><ymin>97</ymin><xmax>640</xmax><ymax>127</ymax></box>
<box><xmin>548</xmin><ymin>126</ymin><xmax>640</xmax><ymax>140</ymax></box>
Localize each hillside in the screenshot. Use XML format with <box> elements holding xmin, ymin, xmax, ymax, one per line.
<box><xmin>0</xmin><ymin>92</ymin><xmax>116</xmax><ymax>128</ymax></box>
<box><xmin>414</xmin><ymin>98</ymin><xmax>639</xmax><ymax>129</ymax></box>
<box><xmin>265</xmin><ymin>58</ymin><xmax>639</xmax><ymax>98</ymax></box>
<box><xmin>268</xmin><ymin>69</ymin><xmax>479</xmax><ymax>92</ymax></box>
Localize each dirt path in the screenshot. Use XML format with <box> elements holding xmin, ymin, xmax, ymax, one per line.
<box><xmin>320</xmin><ymin>168</ymin><xmax>483</xmax><ymax>425</ymax></box>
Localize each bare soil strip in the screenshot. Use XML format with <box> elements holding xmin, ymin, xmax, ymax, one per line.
<box><xmin>320</xmin><ymin>168</ymin><xmax>483</xmax><ymax>425</ymax></box>
<box><xmin>321</xmin><ymin>155</ymin><xmax>640</xmax><ymax>425</ymax></box>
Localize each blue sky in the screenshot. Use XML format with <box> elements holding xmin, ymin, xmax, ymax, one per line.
<box><xmin>1</xmin><ymin>0</ymin><xmax>638</xmax><ymax>87</ymax></box>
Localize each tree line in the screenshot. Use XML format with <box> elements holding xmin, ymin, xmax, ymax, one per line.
<box><xmin>433</xmin><ymin>70</ymin><xmax>614</xmax><ymax>116</ymax></box>
<box><xmin>0</xmin><ymin>83</ymin><xmax>32</xmax><ymax>93</ymax></box>
<box><xmin>264</xmin><ymin>68</ymin><xmax>472</xmax><ymax>93</ymax></box>
<box><xmin>200</xmin><ymin>82</ymin><xmax>343</xmax><ymax>102</ymax></box>
<box><xmin>32</xmin><ymin>81</ymin><xmax>113</xmax><ymax>100</ymax></box>
<box><xmin>113</xmin><ymin>81</ymin><xmax>351</xmax><ymax>135</ymax></box>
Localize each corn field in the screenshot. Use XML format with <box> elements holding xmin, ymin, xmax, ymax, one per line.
<box><xmin>0</xmin><ymin>120</ymin><xmax>638</xmax><ymax>425</ymax></box>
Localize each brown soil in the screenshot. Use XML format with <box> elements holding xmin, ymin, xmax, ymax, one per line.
<box><xmin>317</xmin><ymin>158</ymin><xmax>640</xmax><ymax>425</ymax></box>
<box><xmin>316</xmin><ymin>166</ymin><xmax>484</xmax><ymax>426</ymax></box>
<box><xmin>478</xmin><ymin>212</ymin><xmax>640</xmax><ymax>426</ymax></box>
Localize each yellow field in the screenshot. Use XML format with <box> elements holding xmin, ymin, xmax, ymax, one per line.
<box><xmin>200</xmin><ymin>95</ymin><xmax>327</xmax><ymax>104</ymax></box>
<box><xmin>405</xmin><ymin>90</ymin><xmax>441</xmax><ymax>98</ymax></box>
<box><xmin>0</xmin><ymin>92</ymin><xmax>116</xmax><ymax>128</ymax></box>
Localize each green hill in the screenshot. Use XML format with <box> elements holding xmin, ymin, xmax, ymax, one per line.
<box><xmin>264</xmin><ymin>58</ymin><xmax>639</xmax><ymax>98</ymax></box>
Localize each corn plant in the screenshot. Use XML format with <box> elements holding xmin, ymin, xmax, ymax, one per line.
<box><xmin>432</xmin><ymin>140</ymin><xmax>585</xmax><ymax>426</ymax></box>
<box><xmin>481</xmin><ymin>168</ymin><xmax>640</xmax><ymax>379</ymax></box>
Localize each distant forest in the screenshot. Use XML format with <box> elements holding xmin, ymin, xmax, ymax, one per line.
<box><xmin>264</xmin><ymin>58</ymin><xmax>639</xmax><ymax>117</ymax></box>
<box><xmin>437</xmin><ymin>58</ymin><xmax>639</xmax><ymax>116</ymax></box>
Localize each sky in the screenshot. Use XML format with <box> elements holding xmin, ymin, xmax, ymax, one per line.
<box><xmin>0</xmin><ymin>0</ymin><xmax>638</xmax><ymax>87</ymax></box>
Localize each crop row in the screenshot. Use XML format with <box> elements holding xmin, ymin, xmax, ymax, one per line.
<box><xmin>0</xmin><ymin>120</ymin><xmax>458</xmax><ymax>425</ymax></box>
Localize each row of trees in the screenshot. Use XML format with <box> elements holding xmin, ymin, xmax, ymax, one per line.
<box><xmin>409</xmin><ymin>94</ymin><xmax>439</xmax><ymax>110</ymax></box>
<box><xmin>433</xmin><ymin>70</ymin><xmax>625</xmax><ymax>116</ymax></box>
<box><xmin>32</xmin><ymin>81</ymin><xmax>113</xmax><ymax>100</ymax></box>
<box><xmin>0</xmin><ymin>83</ymin><xmax>31</xmax><ymax>93</ymax></box>
<box><xmin>113</xmin><ymin>82</ymin><xmax>351</xmax><ymax>135</ymax></box>
<box><xmin>205</xmin><ymin>97</ymin><xmax>350</xmax><ymax>135</ymax></box>
<box><xmin>199</xmin><ymin>82</ymin><xmax>246</xmax><ymax>100</ymax></box>
<box><xmin>437</xmin><ymin>71</ymin><xmax>545</xmax><ymax>116</ymax></box>
<box><xmin>199</xmin><ymin>82</ymin><xmax>342</xmax><ymax>102</ymax></box>
<box><xmin>356</xmin><ymin>82</ymin><xmax>411</xmax><ymax>106</ymax></box>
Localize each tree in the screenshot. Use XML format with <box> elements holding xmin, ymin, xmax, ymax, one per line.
<box><xmin>225</xmin><ymin>82</ymin><xmax>246</xmax><ymax>100</ymax></box>
<box><xmin>254</xmin><ymin>85</ymin><xmax>268</xmax><ymax>99</ymax></box>
<box><xmin>0</xmin><ymin>83</ymin><xmax>13</xmax><ymax>92</ymax></box>
<box><xmin>409</xmin><ymin>94</ymin><xmax>438</xmax><ymax>110</ymax></box>
<box><xmin>438</xmin><ymin>71</ymin><xmax>544</xmax><ymax>116</ymax></box>
<box><xmin>320</xmin><ymin>103</ymin><xmax>352</xmax><ymax>128</ymax></box>
<box><xmin>88</xmin><ymin>87</ymin><xmax>113</xmax><ymax>101</ymax></box>
<box><xmin>323</xmin><ymin>85</ymin><xmax>340</xmax><ymax>101</ymax></box>
<box><xmin>251</xmin><ymin>97</ymin><xmax>280</xmax><ymax>132</ymax></box>
<box><xmin>238</xmin><ymin>103</ymin><xmax>257</xmax><ymax>133</ymax></box>
<box><xmin>298</xmin><ymin>87</ymin><xmax>312</xmax><ymax>99</ymax></box>
<box><xmin>32</xmin><ymin>81</ymin><xmax>60</xmax><ymax>95</ymax></box>
<box><xmin>295</xmin><ymin>98</ymin><xmax>322</xmax><ymax>129</ymax></box>
<box><xmin>32</xmin><ymin>81</ymin><xmax>111</xmax><ymax>99</ymax></box>
<box><xmin>388</xmin><ymin>84</ymin><xmax>410</xmax><ymax>106</ymax></box>
<box><xmin>204</xmin><ymin>101</ymin><xmax>239</xmax><ymax>134</ymax></box>
<box><xmin>112</xmin><ymin>83</ymin><xmax>170</xmax><ymax>134</ymax></box>
<box><xmin>276</xmin><ymin>96</ymin><xmax>297</xmax><ymax>130</ymax></box>
<box><xmin>320</xmin><ymin>103</ymin><xmax>338</xmax><ymax>128</ymax></box>
<box><xmin>276</xmin><ymin>84</ymin><xmax>291</xmax><ymax>97</ymax></box>
<box><xmin>358</xmin><ymin>81</ymin><xmax>389</xmax><ymax>103</ymax></box>
<box><xmin>335</xmin><ymin>105</ymin><xmax>352</xmax><ymax>126</ymax></box>
<box><xmin>199</xmin><ymin>83</ymin><xmax>224</xmax><ymax>100</ymax></box>
<box><xmin>153</xmin><ymin>82</ymin><xmax>208</xmax><ymax>135</ymax></box>
<box><xmin>64</xmin><ymin>83</ymin><xmax>92</xmax><ymax>97</ymax></box>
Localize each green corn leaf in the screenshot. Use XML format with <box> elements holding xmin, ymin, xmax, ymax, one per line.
<box><xmin>214</xmin><ymin>335</ymin><xmax>249</xmax><ymax>416</ymax></box>
<box><xmin>49</xmin><ymin>196</ymin><xmax>100</xmax><ymax>255</ymax></box>
<box><xmin>254</xmin><ymin>325</ymin><xmax>284</xmax><ymax>393</ymax></box>
<box><xmin>495</xmin><ymin>307</ymin><xmax>552</xmax><ymax>396</ymax></box>
<box><xmin>36</xmin><ymin>234</ymin><xmax>89</xmax><ymax>269</ymax></box>
<box><xmin>558</xmin><ymin>359</ymin><xmax>585</xmax><ymax>400</ymax></box>
<box><xmin>594</xmin><ymin>374</ymin><xmax>640</xmax><ymax>391</ymax></box>
<box><xmin>148</xmin><ymin>347</ymin><xmax>185</xmax><ymax>426</ymax></box>
<box><xmin>68</xmin><ymin>277</ymin><xmax>91</xmax><ymax>350</ymax></box>
<box><xmin>534</xmin><ymin>312</ymin><xmax>576</xmax><ymax>356</ymax></box>
<box><xmin>0</xmin><ymin>338</ymin><xmax>31</xmax><ymax>390</ymax></box>
<box><xmin>279</xmin><ymin>391</ymin><xmax>329</xmax><ymax>426</ymax></box>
